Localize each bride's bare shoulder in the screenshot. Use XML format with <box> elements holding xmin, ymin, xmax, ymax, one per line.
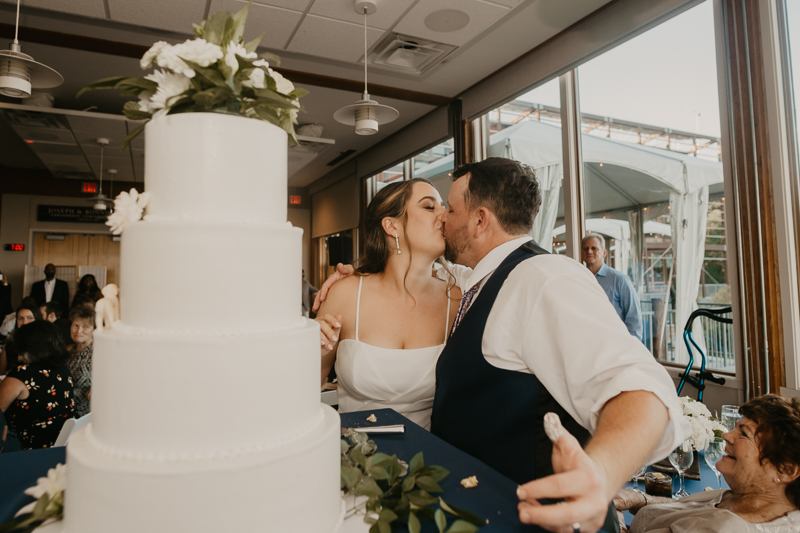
<box><xmin>324</xmin><ymin>274</ymin><xmax>363</xmax><ymax>304</ymax></box>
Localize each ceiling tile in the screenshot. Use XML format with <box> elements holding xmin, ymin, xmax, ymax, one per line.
<box><xmin>309</xmin><ymin>0</ymin><xmax>416</xmax><ymax>30</ymax></box>
<box><xmin>5</xmin><ymin>0</ymin><xmax>106</xmax><ymax>18</ymax></box>
<box><xmin>107</xmin><ymin>0</ymin><xmax>206</xmax><ymax>34</ymax></box>
<box><xmin>479</xmin><ymin>0</ymin><xmax>523</xmax><ymax>7</ymax></box>
<box><xmin>250</xmin><ymin>0</ymin><xmax>311</xmax><ymax>10</ymax></box>
<box><xmin>287</xmin><ymin>14</ymin><xmax>384</xmax><ymax>63</ymax></box>
<box><xmin>394</xmin><ymin>0</ymin><xmax>508</xmax><ymax>46</ymax></box>
<box><xmin>209</xmin><ymin>0</ymin><xmax>303</xmax><ymax>49</ymax></box>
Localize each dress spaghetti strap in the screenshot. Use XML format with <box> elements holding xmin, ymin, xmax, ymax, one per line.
<box><xmin>355</xmin><ymin>276</ymin><xmax>363</xmax><ymax>341</ymax></box>
<box><xmin>444</xmin><ymin>288</ymin><xmax>451</xmax><ymax>340</ymax></box>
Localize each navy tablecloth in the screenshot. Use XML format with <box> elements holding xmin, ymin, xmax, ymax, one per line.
<box><xmin>0</xmin><ymin>446</ymin><xmax>66</xmax><ymax>524</ymax></box>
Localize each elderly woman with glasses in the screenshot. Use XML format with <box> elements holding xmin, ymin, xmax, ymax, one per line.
<box><xmin>614</xmin><ymin>394</ymin><xmax>800</xmax><ymax>533</ymax></box>
<box><xmin>67</xmin><ymin>306</ymin><xmax>96</xmax><ymax>418</ymax></box>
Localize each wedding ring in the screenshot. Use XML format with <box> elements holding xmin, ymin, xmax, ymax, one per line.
<box><xmin>573</xmin><ymin>523</ymin><xmax>581</xmax><ymax>533</ymax></box>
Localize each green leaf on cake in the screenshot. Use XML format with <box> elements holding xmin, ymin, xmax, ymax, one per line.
<box><xmin>230</xmin><ymin>2</ymin><xmax>250</xmax><ymax>45</ymax></box>
<box><xmin>416</xmin><ymin>476</ymin><xmax>443</xmax><ymax>493</ymax></box>
<box><xmin>121</xmin><ymin>123</ymin><xmax>147</xmax><ymax>150</ymax></box>
<box><xmin>243</xmin><ymin>31</ymin><xmax>264</xmax><ymax>54</ymax></box>
<box><xmin>122</xmin><ymin>101</ymin><xmax>152</xmax><ymax>121</ymax></box>
<box><xmin>203</xmin><ymin>9</ymin><xmax>229</xmax><ymax>46</ymax></box>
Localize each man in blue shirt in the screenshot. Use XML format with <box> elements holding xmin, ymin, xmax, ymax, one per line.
<box><xmin>581</xmin><ymin>234</ymin><xmax>644</xmax><ymax>341</ymax></box>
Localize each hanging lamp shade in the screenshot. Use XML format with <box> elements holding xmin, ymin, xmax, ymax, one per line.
<box><xmin>333</xmin><ymin>93</ymin><xmax>399</xmax><ymax>136</ymax></box>
<box><xmin>333</xmin><ymin>0</ymin><xmax>399</xmax><ymax>135</ymax></box>
<box><xmin>0</xmin><ymin>1</ymin><xmax>63</xmax><ymax>98</ymax></box>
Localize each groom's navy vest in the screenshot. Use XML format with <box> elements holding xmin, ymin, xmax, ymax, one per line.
<box><xmin>431</xmin><ymin>242</ymin><xmax>618</xmax><ymax>532</ymax></box>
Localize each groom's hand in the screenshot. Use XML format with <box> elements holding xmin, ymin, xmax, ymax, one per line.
<box><xmin>516</xmin><ymin>413</ymin><xmax>610</xmax><ymax>533</ymax></box>
<box><xmin>312</xmin><ymin>263</ymin><xmax>355</xmax><ymax>312</ymax></box>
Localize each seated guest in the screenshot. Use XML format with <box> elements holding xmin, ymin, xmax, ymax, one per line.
<box><xmin>70</xmin><ymin>293</ymin><xmax>97</xmax><ymax>311</ymax></box>
<box><xmin>0</xmin><ymin>300</ymin><xmax>43</xmax><ymax>375</ymax></box>
<box><xmin>40</xmin><ymin>301</ymin><xmax>71</xmax><ymax>344</ymax></box>
<box><xmin>0</xmin><ymin>321</ymin><xmax>75</xmax><ymax>449</ymax></box>
<box><xmin>73</xmin><ymin>274</ymin><xmax>102</xmax><ymax>306</ymax></box>
<box><xmin>0</xmin><ymin>296</ymin><xmax>37</xmax><ymax>338</ymax></box>
<box><xmin>614</xmin><ymin>394</ymin><xmax>800</xmax><ymax>532</ymax></box>
<box><xmin>67</xmin><ymin>307</ymin><xmax>96</xmax><ymax>417</ymax></box>
<box><xmin>0</xmin><ymin>269</ymin><xmax>12</xmax><ymax>321</ymax></box>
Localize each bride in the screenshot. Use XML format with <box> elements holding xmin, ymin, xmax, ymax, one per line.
<box><xmin>316</xmin><ymin>178</ymin><xmax>461</xmax><ymax>429</ymax></box>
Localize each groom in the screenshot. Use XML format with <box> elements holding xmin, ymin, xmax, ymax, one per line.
<box><xmin>316</xmin><ymin>158</ymin><xmax>689</xmax><ymax>533</ymax></box>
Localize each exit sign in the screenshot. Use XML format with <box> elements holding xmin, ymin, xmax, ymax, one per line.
<box><xmin>82</xmin><ymin>182</ymin><xmax>97</xmax><ymax>193</ymax></box>
<box><xmin>289</xmin><ymin>195</ymin><xmax>302</xmax><ymax>205</ymax></box>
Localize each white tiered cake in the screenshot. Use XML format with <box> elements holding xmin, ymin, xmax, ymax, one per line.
<box><xmin>63</xmin><ymin>113</ymin><xmax>343</xmax><ymax>532</ymax></box>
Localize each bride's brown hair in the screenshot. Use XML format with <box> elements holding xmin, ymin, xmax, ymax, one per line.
<box><xmin>355</xmin><ymin>178</ymin><xmax>430</xmax><ymax>275</ymax></box>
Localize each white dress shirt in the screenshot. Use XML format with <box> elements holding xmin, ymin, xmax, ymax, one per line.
<box><xmin>44</xmin><ymin>278</ymin><xmax>55</xmax><ymax>303</ymax></box>
<box><xmin>444</xmin><ymin>236</ymin><xmax>691</xmax><ymax>464</ymax></box>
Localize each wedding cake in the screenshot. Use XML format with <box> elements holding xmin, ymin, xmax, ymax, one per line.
<box><xmin>62</xmin><ymin>113</ymin><xmax>343</xmax><ymax>532</ymax></box>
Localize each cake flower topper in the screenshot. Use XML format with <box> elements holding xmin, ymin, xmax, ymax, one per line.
<box><xmin>106</xmin><ymin>188</ymin><xmax>150</xmax><ymax>235</ymax></box>
<box><xmin>77</xmin><ymin>2</ymin><xmax>308</xmax><ymax>148</ymax></box>
<box><xmin>6</xmin><ymin>463</ymin><xmax>66</xmax><ymax>531</ymax></box>
<box><xmin>678</xmin><ymin>396</ymin><xmax>726</xmax><ymax>450</ymax></box>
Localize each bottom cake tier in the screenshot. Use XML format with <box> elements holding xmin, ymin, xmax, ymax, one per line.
<box><xmin>63</xmin><ymin>405</ymin><xmax>343</xmax><ymax>533</ymax></box>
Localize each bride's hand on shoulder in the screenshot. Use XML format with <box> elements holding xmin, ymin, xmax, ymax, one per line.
<box><xmin>316</xmin><ymin>314</ymin><xmax>342</xmax><ymax>357</ymax></box>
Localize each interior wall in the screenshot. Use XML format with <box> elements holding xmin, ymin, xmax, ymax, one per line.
<box><xmin>0</xmin><ymin>193</ymin><xmax>111</xmax><ymax>309</ymax></box>
<box><xmin>311</xmin><ymin>174</ymin><xmax>360</xmax><ymax>239</ymax></box>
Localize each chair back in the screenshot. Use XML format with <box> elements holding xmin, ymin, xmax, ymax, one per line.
<box><xmin>52</xmin><ymin>413</ymin><xmax>91</xmax><ymax>447</ymax></box>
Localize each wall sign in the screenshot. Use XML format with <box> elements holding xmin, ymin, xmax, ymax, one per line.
<box><xmin>4</xmin><ymin>244</ymin><xmax>24</xmax><ymax>251</ymax></box>
<box><xmin>82</xmin><ymin>182</ymin><xmax>98</xmax><ymax>193</ymax></box>
<box><xmin>37</xmin><ymin>205</ymin><xmax>108</xmax><ymax>224</ymax></box>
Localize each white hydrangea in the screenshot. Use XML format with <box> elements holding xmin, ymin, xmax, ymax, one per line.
<box><xmin>140</xmin><ymin>41</ymin><xmax>171</xmax><ymax>70</ymax></box>
<box><xmin>15</xmin><ymin>463</ymin><xmax>67</xmax><ymax>518</ymax></box>
<box><xmin>106</xmin><ymin>189</ymin><xmax>152</xmax><ymax>235</ymax></box>
<box><xmin>144</xmin><ymin>69</ymin><xmax>192</xmax><ymax>111</ymax></box>
<box><xmin>243</xmin><ymin>67</ymin><xmax>267</xmax><ymax>89</ymax></box>
<box><xmin>679</xmin><ymin>396</ymin><xmax>727</xmax><ymax>450</ymax></box>
<box><xmin>270</xmin><ymin>69</ymin><xmax>296</xmax><ymax>98</ymax></box>
<box><xmin>153</xmin><ymin>38</ymin><xmax>222</xmax><ymax>79</ymax></box>
<box><xmin>224</xmin><ymin>41</ymin><xmax>257</xmax><ymax>75</ymax></box>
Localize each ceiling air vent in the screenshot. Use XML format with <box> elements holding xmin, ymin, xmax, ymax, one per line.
<box><xmin>369</xmin><ymin>34</ymin><xmax>456</xmax><ymax>76</ymax></box>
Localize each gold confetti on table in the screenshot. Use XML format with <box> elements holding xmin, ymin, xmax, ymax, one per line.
<box><xmin>460</xmin><ymin>476</ymin><xmax>478</xmax><ymax>488</ymax></box>
<box><xmin>366</xmin><ymin>414</ymin><xmax>377</xmax><ymax>423</ymax></box>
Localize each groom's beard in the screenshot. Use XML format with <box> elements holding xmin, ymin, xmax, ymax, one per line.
<box><xmin>443</xmin><ymin>226</ymin><xmax>468</xmax><ymax>264</ymax></box>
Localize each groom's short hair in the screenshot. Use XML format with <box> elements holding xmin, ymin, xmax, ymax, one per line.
<box><xmin>451</xmin><ymin>157</ymin><xmax>540</xmax><ymax>235</ymax></box>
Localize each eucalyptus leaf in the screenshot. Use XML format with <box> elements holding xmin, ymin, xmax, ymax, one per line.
<box><xmin>378</xmin><ymin>509</ymin><xmax>398</xmax><ymax>523</ymax></box>
<box><xmin>435</xmin><ymin>508</ymin><xmax>447</xmax><ymax>533</ymax></box>
<box><xmin>230</xmin><ymin>2</ymin><xmax>250</xmax><ymax>44</ymax></box>
<box><xmin>287</xmin><ymin>87</ymin><xmax>310</xmax><ymax>100</ymax></box>
<box><xmin>426</xmin><ymin>465</ymin><xmax>450</xmax><ymax>482</ymax></box>
<box><xmin>355</xmin><ymin>478</ymin><xmax>383</xmax><ymax>498</ymax></box>
<box><xmin>182</xmin><ymin>60</ymin><xmax>227</xmax><ymax>88</ymax></box>
<box><xmin>253</xmin><ymin>105</ymin><xmax>281</xmax><ymax>126</ymax></box>
<box><xmin>341</xmin><ymin>466</ymin><xmax>363</xmax><ymax>489</ymax></box>
<box><xmin>402</xmin><ymin>475</ymin><xmax>416</xmax><ymax>493</ymax></box>
<box><xmin>122</xmin><ymin>123</ymin><xmax>146</xmax><ymax>150</ymax></box>
<box><xmin>369</xmin><ymin>465</ymin><xmax>391</xmax><ymax>481</ymax></box>
<box><xmin>377</xmin><ymin>519</ymin><xmax>391</xmax><ymax>533</ymax></box>
<box><xmin>253</xmin><ymin>88</ymin><xmax>299</xmax><ymax>109</ymax></box>
<box><xmin>341</xmin><ymin>439</ymin><xmax>350</xmax><ymax>454</ymax></box>
<box><xmin>260</xmin><ymin>50</ymin><xmax>281</xmax><ymax>66</ymax></box>
<box><xmin>31</xmin><ymin>494</ymin><xmax>50</xmax><ymax>520</ymax></box>
<box><xmin>76</xmin><ymin>76</ymin><xmax>130</xmax><ymax>97</ymax></box>
<box><xmin>192</xmin><ymin>87</ymin><xmax>233</xmax><ymax>108</ymax></box>
<box><xmin>438</xmin><ymin>499</ymin><xmax>485</xmax><ymax>526</ymax></box>
<box><xmin>122</xmin><ymin>102</ymin><xmax>152</xmax><ymax>121</ymax></box>
<box><xmin>405</xmin><ymin>490</ymin><xmax>438</xmax><ymax>507</ymax></box>
<box><xmin>204</xmin><ymin>9</ymin><xmax>229</xmax><ymax>46</ymax></box>
<box><xmin>220</xmin><ymin>12</ymin><xmax>238</xmax><ymax>48</ymax></box>
<box><xmin>409</xmin><ymin>452</ymin><xmax>424</xmax><ymax>474</ymax></box>
<box><xmin>242</xmin><ymin>32</ymin><xmax>264</xmax><ymax>54</ymax></box>
<box><xmin>445</xmin><ymin>520</ymin><xmax>479</xmax><ymax>533</ymax></box>
<box><xmin>415</xmin><ymin>476</ymin><xmax>443</xmax><ymax>493</ymax></box>
<box><xmin>408</xmin><ymin>511</ymin><xmax>421</xmax><ymax>533</ymax></box>
<box><xmin>351</xmin><ymin>446</ymin><xmax>368</xmax><ymax>470</ymax></box>
<box><xmin>116</xmin><ymin>78</ymin><xmax>159</xmax><ymax>92</ymax></box>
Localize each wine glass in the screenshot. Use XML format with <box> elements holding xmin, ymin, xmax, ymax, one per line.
<box><xmin>631</xmin><ymin>465</ymin><xmax>647</xmax><ymax>492</ymax></box>
<box><xmin>669</xmin><ymin>439</ymin><xmax>694</xmax><ymax>499</ymax></box>
<box><xmin>704</xmin><ymin>437</ymin><xmax>725</xmax><ymax>489</ymax></box>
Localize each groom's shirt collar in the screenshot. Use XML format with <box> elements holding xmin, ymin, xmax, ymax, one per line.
<box><xmin>464</xmin><ymin>235</ymin><xmax>532</xmax><ymax>294</ymax></box>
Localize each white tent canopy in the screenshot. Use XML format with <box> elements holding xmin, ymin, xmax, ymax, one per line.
<box><xmin>416</xmin><ymin>119</ymin><xmax>724</xmax><ymax>362</ymax></box>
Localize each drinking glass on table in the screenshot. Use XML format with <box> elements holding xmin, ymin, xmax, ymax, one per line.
<box><xmin>721</xmin><ymin>405</ymin><xmax>742</xmax><ymax>432</ymax></box>
<box><xmin>669</xmin><ymin>439</ymin><xmax>694</xmax><ymax>499</ymax></box>
<box><xmin>704</xmin><ymin>437</ymin><xmax>725</xmax><ymax>489</ymax></box>
<box><xmin>631</xmin><ymin>465</ymin><xmax>648</xmax><ymax>493</ymax></box>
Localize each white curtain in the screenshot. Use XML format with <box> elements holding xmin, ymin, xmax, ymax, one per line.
<box><xmin>530</xmin><ymin>164</ymin><xmax>562</xmax><ymax>251</ymax></box>
<box><xmin>670</xmin><ymin>184</ymin><xmax>710</xmax><ymax>364</ymax></box>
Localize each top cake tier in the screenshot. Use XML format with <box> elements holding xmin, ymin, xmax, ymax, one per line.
<box><xmin>144</xmin><ymin>113</ymin><xmax>288</xmax><ymax>223</ymax></box>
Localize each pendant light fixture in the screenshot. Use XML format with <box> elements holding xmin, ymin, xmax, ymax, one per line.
<box><xmin>333</xmin><ymin>0</ymin><xmax>399</xmax><ymax>135</ymax></box>
<box><xmin>0</xmin><ymin>0</ymin><xmax>63</xmax><ymax>98</ymax></box>
<box><xmin>87</xmin><ymin>138</ymin><xmax>114</xmax><ymax>211</ymax></box>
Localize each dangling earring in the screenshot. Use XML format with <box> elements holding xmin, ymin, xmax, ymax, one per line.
<box><xmin>395</xmin><ymin>233</ymin><xmax>401</xmax><ymax>254</ymax></box>
<box><xmin>776</xmin><ymin>478</ymin><xmax>782</xmax><ymax>483</ymax></box>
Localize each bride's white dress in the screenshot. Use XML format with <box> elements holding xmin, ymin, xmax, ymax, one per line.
<box><xmin>335</xmin><ymin>277</ymin><xmax>450</xmax><ymax>430</ymax></box>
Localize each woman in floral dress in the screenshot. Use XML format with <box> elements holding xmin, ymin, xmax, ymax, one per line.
<box><xmin>67</xmin><ymin>307</ymin><xmax>95</xmax><ymax>418</ymax></box>
<box><xmin>0</xmin><ymin>321</ymin><xmax>74</xmax><ymax>449</ymax></box>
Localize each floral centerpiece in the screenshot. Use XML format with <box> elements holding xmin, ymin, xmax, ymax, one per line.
<box><xmin>0</xmin><ymin>464</ymin><xmax>66</xmax><ymax>533</ymax></box>
<box><xmin>78</xmin><ymin>3</ymin><xmax>308</xmax><ymax>148</ymax></box>
<box><xmin>678</xmin><ymin>396</ymin><xmax>726</xmax><ymax>451</ymax></box>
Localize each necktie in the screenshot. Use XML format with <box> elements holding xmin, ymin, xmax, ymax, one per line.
<box><xmin>449</xmin><ymin>282</ymin><xmax>480</xmax><ymax>338</ymax></box>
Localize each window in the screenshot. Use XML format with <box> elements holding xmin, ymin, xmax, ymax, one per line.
<box><xmin>414</xmin><ymin>138</ymin><xmax>455</xmax><ymax>205</ymax></box>
<box><xmin>577</xmin><ymin>2</ymin><xmax>734</xmax><ymax>372</ymax></box>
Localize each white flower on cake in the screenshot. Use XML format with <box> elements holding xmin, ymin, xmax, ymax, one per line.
<box><xmin>678</xmin><ymin>396</ymin><xmax>726</xmax><ymax>450</ymax></box>
<box><xmin>106</xmin><ymin>188</ymin><xmax>151</xmax><ymax>235</ymax></box>
<box><xmin>15</xmin><ymin>463</ymin><xmax>66</xmax><ymax>521</ymax></box>
<box><xmin>79</xmin><ymin>4</ymin><xmax>308</xmax><ymax>147</ymax></box>
<box><xmin>144</xmin><ymin>69</ymin><xmax>193</xmax><ymax>113</ymax></box>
